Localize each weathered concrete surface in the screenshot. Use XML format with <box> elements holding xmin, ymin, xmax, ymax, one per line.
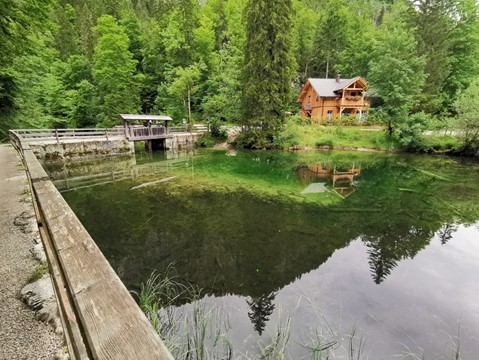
<box><xmin>30</xmin><ymin>138</ymin><xmax>134</xmax><ymax>160</ymax></box>
<box><xmin>166</xmin><ymin>133</ymin><xmax>201</xmax><ymax>149</ymax></box>
<box><xmin>0</xmin><ymin>144</ymin><xmax>63</xmax><ymax>359</ymax></box>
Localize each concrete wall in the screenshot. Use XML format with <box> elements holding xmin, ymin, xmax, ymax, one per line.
<box><xmin>30</xmin><ymin>139</ymin><xmax>134</xmax><ymax>161</ymax></box>
<box><xmin>166</xmin><ymin>133</ymin><xmax>201</xmax><ymax>150</ymax></box>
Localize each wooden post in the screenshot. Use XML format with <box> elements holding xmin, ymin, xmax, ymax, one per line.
<box><xmin>55</xmin><ymin>129</ymin><xmax>59</xmax><ymax>144</ymax></box>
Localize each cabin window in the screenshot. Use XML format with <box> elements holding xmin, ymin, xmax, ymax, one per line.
<box><xmin>351</xmin><ymin>92</ymin><xmax>356</xmax><ymax>97</ymax></box>
<box><xmin>316</xmin><ymin>95</ymin><xmax>320</xmax><ymax>101</ymax></box>
<box><xmin>308</xmin><ymin>95</ymin><xmax>311</xmax><ymax>103</ymax></box>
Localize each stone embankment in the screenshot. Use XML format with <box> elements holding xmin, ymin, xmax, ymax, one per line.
<box><xmin>0</xmin><ymin>144</ymin><xmax>64</xmax><ymax>359</ymax></box>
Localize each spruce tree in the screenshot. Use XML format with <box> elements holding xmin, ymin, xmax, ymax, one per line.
<box><xmin>241</xmin><ymin>0</ymin><xmax>294</xmax><ymax>148</ymax></box>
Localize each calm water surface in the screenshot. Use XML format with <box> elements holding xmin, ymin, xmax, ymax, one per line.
<box><xmin>43</xmin><ymin>149</ymin><xmax>479</xmax><ymax>359</ymax></box>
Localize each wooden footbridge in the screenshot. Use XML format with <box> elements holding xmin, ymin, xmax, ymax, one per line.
<box><xmin>9</xmin><ymin>131</ymin><xmax>175</xmax><ymax>359</ymax></box>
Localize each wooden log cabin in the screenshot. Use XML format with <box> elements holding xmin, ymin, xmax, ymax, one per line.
<box><xmin>297</xmin><ymin>75</ymin><xmax>370</xmax><ymax>122</ymax></box>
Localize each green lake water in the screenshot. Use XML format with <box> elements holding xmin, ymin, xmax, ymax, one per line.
<box><xmin>43</xmin><ymin>149</ymin><xmax>479</xmax><ymax>359</ymax></box>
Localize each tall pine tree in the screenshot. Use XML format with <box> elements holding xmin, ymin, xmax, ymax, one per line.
<box><xmin>241</xmin><ymin>0</ymin><xmax>294</xmax><ymax>148</ymax></box>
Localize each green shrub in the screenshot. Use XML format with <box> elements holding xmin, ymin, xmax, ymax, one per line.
<box><xmin>424</xmin><ymin>135</ymin><xmax>460</xmax><ymax>151</ymax></box>
<box><xmin>233</xmin><ymin>129</ymin><xmax>276</xmax><ymax>149</ymax></box>
<box><xmin>273</xmin><ymin>124</ymin><xmax>300</xmax><ymax>148</ymax></box>
<box><xmin>397</xmin><ymin>113</ymin><xmax>431</xmax><ymax>152</ymax></box>
<box><xmin>336</xmin><ymin>115</ymin><xmax>357</xmax><ymax>126</ymax></box>
<box><xmin>210</xmin><ymin>120</ymin><xmax>227</xmax><ymax>140</ymax></box>
<box><xmin>315</xmin><ymin>137</ymin><xmax>335</xmax><ymax>147</ymax></box>
<box><xmin>196</xmin><ymin>134</ymin><xmax>216</xmax><ymax>147</ymax></box>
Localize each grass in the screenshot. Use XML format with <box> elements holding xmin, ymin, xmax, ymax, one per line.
<box><xmin>278</xmin><ymin>122</ymin><xmax>398</xmax><ymax>150</ymax></box>
<box><xmin>28</xmin><ymin>262</ymin><xmax>49</xmax><ymax>283</ymax></box>
<box><xmin>272</xmin><ymin>120</ymin><xmax>463</xmax><ymax>153</ymax></box>
<box><xmin>422</xmin><ymin>134</ymin><xmax>460</xmax><ymax>152</ymax></box>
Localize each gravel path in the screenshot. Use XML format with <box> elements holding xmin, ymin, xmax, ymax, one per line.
<box><xmin>0</xmin><ymin>144</ymin><xmax>63</xmax><ymax>359</ymax></box>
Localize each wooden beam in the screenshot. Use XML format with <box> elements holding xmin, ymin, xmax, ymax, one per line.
<box><xmin>34</xmin><ymin>180</ymin><xmax>174</xmax><ymax>360</ymax></box>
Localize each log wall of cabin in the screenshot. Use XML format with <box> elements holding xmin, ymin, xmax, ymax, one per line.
<box><xmin>300</xmin><ymin>86</ymin><xmax>319</xmax><ymax>117</ymax></box>
<box><xmin>300</xmin><ymin>86</ymin><xmax>341</xmax><ymax>119</ymax></box>
<box><xmin>317</xmin><ymin>98</ymin><xmax>340</xmax><ymax>119</ymax></box>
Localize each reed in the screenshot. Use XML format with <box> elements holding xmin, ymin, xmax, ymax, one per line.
<box><xmin>134</xmin><ymin>269</ymin><xmax>464</xmax><ymax>360</ymax></box>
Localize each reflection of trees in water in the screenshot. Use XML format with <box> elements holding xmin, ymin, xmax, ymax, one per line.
<box><xmin>366</xmin><ymin>241</ymin><xmax>398</xmax><ymax>285</ymax></box>
<box><xmin>247</xmin><ymin>292</ymin><xmax>276</xmax><ymax>335</ymax></box>
<box><xmin>363</xmin><ymin>225</ymin><xmax>432</xmax><ymax>284</ymax></box>
<box><xmin>437</xmin><ymin>223</ymin><xmax>458</xmax><ymax>245</ymax></box>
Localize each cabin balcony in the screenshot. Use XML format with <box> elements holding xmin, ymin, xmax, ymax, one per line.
<box><xmin>339</xmin><ymin>97</ymin><xmax>370</xmax><ymax>108</ymax></box>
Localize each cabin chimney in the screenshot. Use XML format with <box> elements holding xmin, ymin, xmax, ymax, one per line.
<box><xmin>335</xmin><ymin>73</ymin><xmax>341</xmax><ymax>83</ymax></box>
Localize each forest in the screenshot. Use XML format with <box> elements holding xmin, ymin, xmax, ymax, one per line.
<box><xmin>1</xmin><ymin>0</ymin><xmax>479</xmax><ymax>150</ymax></box>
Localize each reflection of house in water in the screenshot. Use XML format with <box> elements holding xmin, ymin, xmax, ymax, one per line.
<box><xmin>297</xmin><ymin>163</ymin><xmax>361</xmax><ymax>199</ymax></box>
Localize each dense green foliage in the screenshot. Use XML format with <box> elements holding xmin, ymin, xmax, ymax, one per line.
<box><xmin>454</xmin><ymin>77</ymin><xmax>479</xmax><ymax>153</ymax></box>
<box><xmin>1</xmin><ymin>0</ymin><xmax>479</xmax><ymax>148</ymax></box>
<box><xmin>240</xmin><ymin>0</ymin><xmax>294</xmax><ymax>148</ymax></box>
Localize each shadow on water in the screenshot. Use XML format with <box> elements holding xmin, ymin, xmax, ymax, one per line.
<box><xmin>42</xmin><ymin>149</ymin><xmax>479</xmax><ymax>358</ymax></box>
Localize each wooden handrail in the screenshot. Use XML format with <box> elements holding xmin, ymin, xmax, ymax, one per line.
<box><xmin>9</xmin><ymin>128</ymin><xmax>125</xmax><ymax>142</ymax></box>
<box><xmin>9</xmin><ymin>130</ymin><xmax>174</xmax><ymax>360</ymax></box>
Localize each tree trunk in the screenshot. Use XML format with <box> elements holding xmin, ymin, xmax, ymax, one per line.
<box><xmin>388</xmin><ymin>119</ymin><xmax>393</xmax><ymax>136</ymax></box>
<box><xmin>187</xmin><ymin>86</ymin><xmax>192</xmax><ymax>130</ymax></box>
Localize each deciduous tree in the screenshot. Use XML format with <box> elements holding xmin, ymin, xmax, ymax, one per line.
<box><xmin>454</xmin><ymin>77</ymin><xmax>479</xmax><ymax>152</ymax></box>
<box><xmin>93</xmin><ymin>15</ymin><xmax>141</xmax><ymax>127</ymax></box>
<box><xmin>368</xmin><ymin>3</ymin><xmax>426</xmax><ymax>134</ymax></box>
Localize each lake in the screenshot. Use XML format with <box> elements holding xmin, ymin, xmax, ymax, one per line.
<box><xmin>42</xmin><ymin>149</ymin><xmax>479</xmax><ymax>359</ymax></box>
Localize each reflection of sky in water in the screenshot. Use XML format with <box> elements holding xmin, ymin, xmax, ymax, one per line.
<box><xmin>172</xmin><ymin>224</ymin><xmax>479</xmax><ymax>359</ymax></box>
<box><xmin>48</xmin><ymin>150</ymin><xmax>479</xmax><ymax>358</ymax></box>
<box><xmin>301</xmin><ymin>182</ymin><xmax>327</xmax><ymax>194</ymax></box>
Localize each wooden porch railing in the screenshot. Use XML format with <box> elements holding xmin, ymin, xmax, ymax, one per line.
<box><xmin>339</xmin><ymin>98</ymin><xmax>370</xmax><ymax>107</ymax></box>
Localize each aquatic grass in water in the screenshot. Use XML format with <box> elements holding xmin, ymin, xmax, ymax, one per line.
<box><xmin>135</xmin><ymin>269</ymin><xmax>467</xmax><ymax>360</ymax></box>
<box><xmin>134</xmin><ymin>271</ymin><xmax>387</xmax><ymax>360</ymax></box>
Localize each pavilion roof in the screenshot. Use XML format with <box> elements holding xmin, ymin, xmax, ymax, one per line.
<box><xmin>119</xmin><ymin>114</ymin><xmax>173</xmax><ymax>122</ymax></box>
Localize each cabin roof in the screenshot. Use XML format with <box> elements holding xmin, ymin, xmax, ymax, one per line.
<box><xmin>309</xmin><ymin>77</ymin><xmax>364</xmax><ymax>97</ymax></box>
<box><xmin>298</xmin><ymin>77</ymin><xmax>367</xmax><ymax>102</ymax></box>
<box><xmin>119</xmin><ymin>114</ymin><xmax>173</xmax><ymax>122</ymax></box>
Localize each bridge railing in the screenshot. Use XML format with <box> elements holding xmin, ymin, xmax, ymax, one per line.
<box><xmin>11</xmin><ymin>125</ymin><xmax>208</xmax><ymax>143</ymax></box>
<box><xmin>8</xmin><ymin>130</ymin><xmax>174</xmax><ymax>360</ymax></box>
<box><xmin>10</xmin><ymin>128</ymin><xmax>125</xmax><ymax>142</ymax></box>
<box><xmin>169</xmin><ymin>124</ymin><xmax>208</xmax><ymax>133</ymax></box>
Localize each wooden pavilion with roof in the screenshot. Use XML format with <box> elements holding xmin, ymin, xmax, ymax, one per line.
<box><xmin>297</xmin><ymin>75</ymin><xmax>370</xmax><ymax>122</ymax></box>
<box><xmin>119</xmin><ymin>114</ymin><xmax>174</xmax><ymax>150</ymax></box>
